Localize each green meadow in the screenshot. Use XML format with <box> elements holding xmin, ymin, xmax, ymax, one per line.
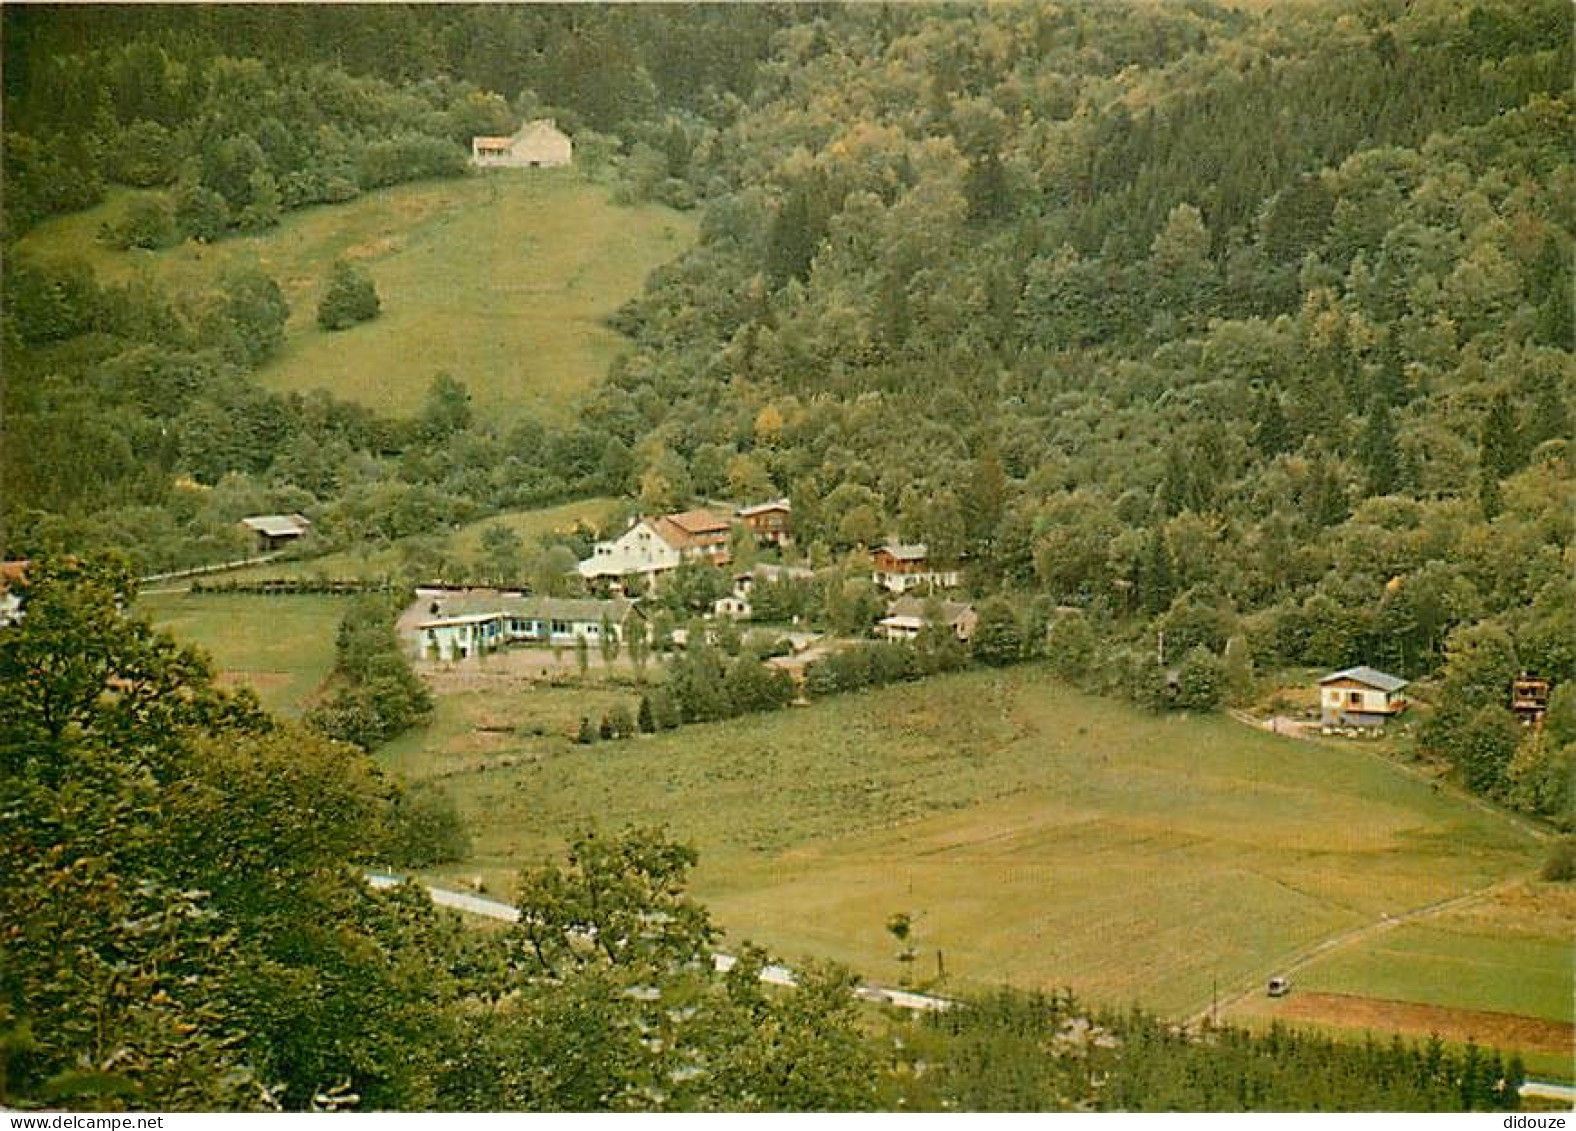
<box><xmin>382</xmin><ymin>665</ymin><xmax>1551</xmax><ymax>1020</ymax></box>
<box><xmin>138</xmin><ymin>590</ymin><xmax>345</xmax><ymax>715</ymax></box>
<box><xmin>16</xmin><ymin>171</ymin><xmax>696</xmax><ymax>420</ymax></box>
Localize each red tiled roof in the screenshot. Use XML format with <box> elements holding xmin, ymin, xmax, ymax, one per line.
<box><xmin>664</xmin><ymin>509</ymin><xmax>730</xmax><ymax>535</ymax></box>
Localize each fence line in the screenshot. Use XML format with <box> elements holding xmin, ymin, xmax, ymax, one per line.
<box><xmin>139</xmin><ymin>552</ymin><xmax>282</xmax><ymax>584</ymax></box>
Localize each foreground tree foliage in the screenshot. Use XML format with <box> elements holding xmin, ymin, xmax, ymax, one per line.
<box><xmin>0</xmin><ymin>559</ymin><xmax>458</xmax><ymax>1110</ymax></box>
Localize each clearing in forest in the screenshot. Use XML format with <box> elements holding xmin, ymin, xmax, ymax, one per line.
<box><xmin>15</xmin><ymin>171</ymin><xmax>696</xmax><ymax>420</ymax></box>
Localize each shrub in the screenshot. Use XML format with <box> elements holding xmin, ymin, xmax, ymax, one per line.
<box><xmin>971</xmin><ymin>599</ymin><xmax>1024</xmax><ymax>667</ymax></box>
<box><xmin>1175</xmin><ymin>645</ymin><xmax>1224</xmax><ymax>711</ymax></box>
<box><xmin>1046</xmin><ymin>611</ymin><xmax>1096</xmax><ymax>680</ymax></box>
<box><xmin>1541</xmin><ymin>838</ymin><xmax>1576</xmax><ymax>882</ymax></box>
<box><xmin>317</xmin><ymin>259</ymin><xmax>381</xmax><ymax>330</ymax></box>
<box><xmin>607</xmin><ymin>704</ymin><xmax>636</xmax><ymax>739</ymax></box>
<box><xmin>175</xmin><ymin>181</ymin><xmax>229</xmax><ymax>242</ymax></box>
<box><xmin>384</xmin><ymin>782</ymin><xmax>471</xmax><ymax>867</ymax></box>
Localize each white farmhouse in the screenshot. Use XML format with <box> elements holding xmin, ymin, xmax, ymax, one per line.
<box><xmin>577</xmin><ymin>518</ymin><xmax>683</xmax><ymax>591</ymax></box>
<box><xmin>1318</xmin><ymin>666</ymin><xmax>1409</xmax><ymax>732</ymax></box>
<box><xmin>471</xmin><ymin>119</ymin><xmax>572</xmax><ymax>168</ymax></box>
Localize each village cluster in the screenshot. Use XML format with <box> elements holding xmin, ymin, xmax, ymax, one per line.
<box><xmin>399</xmin><ymin>499</ymin><xmax>972</xmax><ymax>687</ymax></box>
<box><xmin>200</xmin><ymin>498</ymin><xmax>1557</xmax><ymax>737</ymax></box>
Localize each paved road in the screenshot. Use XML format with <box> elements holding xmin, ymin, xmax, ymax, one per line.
<box><xmin>1520</xmin><ymin>1080</ymin><xmax>1576</xmax><ymax>1106</ymax></box>
<box><xmin>365</xmin><ymin>871</ymin><xmax>952</xmax><ymax>1013</ymax></box>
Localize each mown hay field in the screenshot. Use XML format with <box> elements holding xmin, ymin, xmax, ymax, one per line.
<box><xmin>385</xmin><ymin>665</ymin><xmax>1554</xmax><ymax>1023</ymax></box>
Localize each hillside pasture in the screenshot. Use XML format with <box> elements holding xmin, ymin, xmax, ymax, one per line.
<box><xmin>138</xmin><ymin>590</ymin><xmax>344</xmax><ymax>716</ymax></box>
<box><xmin>15</xmin><ymin>172</ymin><xmax>696</xmax><ymax>420</ymax></box>
<box><xmin>389</xmin><ymin>666</ymin><xmax>1551</xmax><ymax>1021</ymax></box>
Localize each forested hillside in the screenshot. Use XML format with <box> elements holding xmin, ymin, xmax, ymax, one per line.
<box><xmin>3</xmin><ymin>4</ymin><xmax>1572</xmax><ymax>808</ymax></box>
<box><xmin>590</xmin><ymin>0</ymin><xmax>1575</xmax><ymax>819</ymax></box>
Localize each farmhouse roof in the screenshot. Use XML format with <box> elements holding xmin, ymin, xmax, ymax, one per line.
<box><xmin>1320</xmin><ymin>666</ymin><xmax>1408</xmax><ymax>692</ymax></box>
<box><xmin>474</xmin><ymin>135</ymin><xmax>513</xmax><ymax>148</ymax></box>
<box><xmin>877</xmin><ymin>542</ymin><xmax>929</xmax><ymax>561</ymax></box>
<box><xmin>240</xmin><ymin>514</ymin><xmax>311</xmax><ymax>538</ymax></box>
<box><xmin>738</xmin><ymin>498</ymin><xmax>792</xmax><ymax>517</ymax></box>
<box><xmin>664</xmin><ymin>509</ymin><xmax>730</xmax><ymax>535</ymax></box>
<box><xmin>421</xmin><ymin>592</ymin><xmax>633</xmax><ymax>628</ymax></box>
<box><xmin>886</xmin><ymin>595</ymin><xmax>973</xmax><ymax>625</ymax></box>
<box><xmin>651</xmin><ymin>508</ymin><xmax>731</xmax><ymax>551</ymax></box>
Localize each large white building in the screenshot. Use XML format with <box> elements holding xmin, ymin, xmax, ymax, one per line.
<box><xmin>414</xmin><ymin>593</ymin><xmax>635</xmax><ymax>662</ymax></box>
<box><xmin>576</xmin><ymin>518</ymin><xmax>683</xmax><ymax>589</ymax></box>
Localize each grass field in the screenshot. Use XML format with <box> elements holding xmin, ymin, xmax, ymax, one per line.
<box><xmin>139</xmin><ymin>591</ymin><xmax>345</xmax><ymax>716</ymax></box>
<box><xmin>16</xmin><ymin>172</ymin><xmax>696</xmax><ymax>420</ymax></box>
<box><xmin>222</xmin><ymin>497</ymin><xmax>624</xmax><ymax>584</ymax></box>
<box><xmin>384</xmin><ymin>665</ymin><xmax>1556</xmax><ymax>1021</ymax></box>
<box><xmin>1226</xmin><ymin>881</ymin><xmax>1575</xmax><ymax>1077</ymax></box>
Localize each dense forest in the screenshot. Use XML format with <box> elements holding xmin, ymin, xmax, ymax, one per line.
<box><xmin>1</xmin><ymin>3</ymin><xmax>1573</xmax><ymax>1109</ymax></box>
<box><xmin>593</xmin><ymin>0</ymin><xmax>1574</xmax><ymax>821</ymax></box>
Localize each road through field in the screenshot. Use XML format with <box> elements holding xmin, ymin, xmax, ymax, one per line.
<box><xmin>1188</xmin><ymin>875</ymin><xmax>1530</xmax><ymax>1027</ymax></box>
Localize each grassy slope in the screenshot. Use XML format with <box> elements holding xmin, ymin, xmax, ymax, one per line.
<box><xmin>16</xmin><ymin>172</ymin><xmax>697</xmax><ymax>420</ymax></box>
<box><xmin>139</xmin><ymin>591</ymin><xmax>345</xmax><ymax>716</ymax></box>
<box><xmin>382</xmin><ymin>665</ymin><xmax>1550</xmax><ymax>1019</ymax></box>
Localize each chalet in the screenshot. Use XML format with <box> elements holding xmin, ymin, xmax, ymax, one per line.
<box><xmin>416</xmin><ymin>593</ymin><xmax>635</xmax><ymax>662</ymax></box>
<box><xmin>653</xmin><ymin>509</ymin><xmax>732</xmax><ymax>566</ymax></box>
<box><xmin>871</xmin><ymin>542</ymin><xmax>961</xmax><ymax>594</ymax></box>
<box><xmin>1511</xmin><ymin>674</ymin><xmax>1551</xmax><ymax>725</ymax></box>
<box><xmin>0</xmin><ymin>561</ymin><xmax>27</xmax><ymax>627</ymax></box>
<box><xmin>240</xmin><ymin>513</ymin><xmax>311</xmax><ymax>553</ymax></box>
<box><xmin>738</xmin><ymin>498</ymin><xmax>792</xmax><ymax>547</ymax></box>
<box><xmin>577</xmin><ymin>518</ymin><xmax>682</xmax><ymax>591</ymax></box>
<box><xmin>713</xmin><ymin>563</ymin><xmax>815</xmax><ymax>619</ymax></box>
<box><xmin>1318</xmin><ymin>666</ymin><xmax>1408</xmax><ymax>732</ymax></box>
<box><xmin>877</xmin><ymin>596</ymin><xmax>978</xmax><ymax>643</ymax></box>
<box><xmin>471</xmin><ymin>119</ymin><xmax>572</xmax><ymax>168</ymax></box>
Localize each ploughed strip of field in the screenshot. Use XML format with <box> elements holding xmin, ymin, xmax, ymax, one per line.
<box><xmin>1275</xmin><ymin>992</ymin><xmax>1575</xmax><ymax>1056</ymax></box>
